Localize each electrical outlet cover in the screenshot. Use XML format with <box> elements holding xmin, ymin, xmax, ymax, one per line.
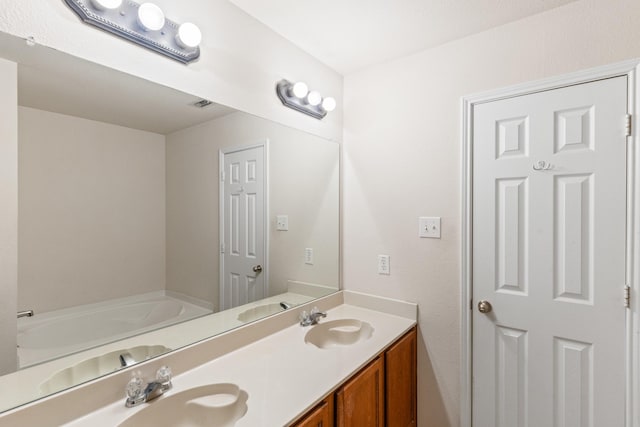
<box><xmin>377</xmin><ymin>254</ymin><xmax>390</xmax><ymax>275</ymax></box>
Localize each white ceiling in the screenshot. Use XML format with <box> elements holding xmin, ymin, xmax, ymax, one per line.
<box><xmin>229</xmin><ymin>0</ymin><xmax>578</xmax><ymax>74</ymax></box>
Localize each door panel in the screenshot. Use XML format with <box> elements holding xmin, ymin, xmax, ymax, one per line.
<box><xmin>221</xmin><ymin>145</ymin><xmax>266</xmax><ymax>310</ymax></box>
<box><xmin>472</xmin><ymin>76</ymin><xmax>627</xmax><ymax>426</ymax></box>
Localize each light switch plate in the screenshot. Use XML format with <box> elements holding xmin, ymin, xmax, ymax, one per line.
<box><xmin>305</xmin><ymin>248</ymin><xmax>314</xmax><ymax>265</ymax></box>
<box><xmin>377</xmin><ymin>254</ymin><xmax>390</xmax><ymax>275</ymax></box>
<box><xmin>276</xmin><ymin>215</ymin><xmax>289</xmax><ymax>231</ymax></box>
<box><xmin>419</xmin><ymin>217</ymin><xmax>441</xmax><ymax>238</ymax></box>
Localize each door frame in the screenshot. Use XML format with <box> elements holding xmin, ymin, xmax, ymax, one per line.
<box><xmin>218</xmin><ymin>140</ymin><xmax>270</xmax><ymax>311</ymax></box>
<box><xmin>460</xmin><ymin>59</ymin><xmax>640</xmax><ymax>427</ymax></box>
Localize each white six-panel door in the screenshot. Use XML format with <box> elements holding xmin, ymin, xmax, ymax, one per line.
<box><xmin>220</xmin><ymin>145</ymin><xmax>266</xmax><ymax>310</ymax></box>
<box><xmin>472</xmin><ymin>76</ymin><xmax>627</xmax><ymax>426</ymax></box>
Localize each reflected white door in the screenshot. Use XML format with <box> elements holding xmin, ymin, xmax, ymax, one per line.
<box><xmin>220</xmin><ymin>144</ymin><xmax>266</xmax><ymax>310</ymax></box>
<box><xmin>472</xmin><ymin>77</ymin><xmax>627</xmax><ymax>426</ymax></box>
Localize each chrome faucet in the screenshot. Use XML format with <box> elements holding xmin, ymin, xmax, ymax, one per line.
<box><xmin>119</xmin><ymin>352</ymin><xmax>136</xmax><ymax>368</ymax></box>
<box><xmin>299</xmin><ymin>306</ymin><xmax>327</xmax><ymax>326</ymax></box>
<box><xmin>17</xmin><ymin>310</ymin><xmax>34</xmax><ymax>318</ymax></box>
<box><xmin>125</xmin><ymin>366</ymin><xmax>172</xmax><ymax>407</ymax></box>
<box><xmin>280</xmin><ymin>301</ymin><xmax>293</xmax><ymax>310</ymax></box>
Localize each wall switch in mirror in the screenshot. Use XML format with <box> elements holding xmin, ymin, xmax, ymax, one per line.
<box><xmin>305</xmin><ymin>248</ymin><xmax>314</xmax><ymax>265</ymax></box>
<box><xmin>276</xmin><ymin>215</ymin><xmax>289</xmax><ymax>231</ymax></box>
<box><xmin>419</xmin><ymin>217</ymin><xmax>441</xmax><ymax>238</ymax></box>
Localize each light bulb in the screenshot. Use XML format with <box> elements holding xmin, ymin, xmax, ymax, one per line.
<box><xmin>137</xmin><ymin>3</ymin><xmax>165</xmax><ymax>31</ymax></box>
<box><xmin>176</xmin><ymin>23</ymin><xmax>202</xmax><ymax>48</ymax></box>
<box><xmin>307</xmin><ymin>91</ymin><xmax>322</xmax><ymax>106</ymax></box>
<box><xmin>291</xmin><ymin>82</ymin><xmax>308</xmax><ymax>99</ymax></box>
<box><xmin>90</xmin><ymin>0</ymin><xmax>122</xmax><ymax>10</ymax></box>
<box><xmin>322</xmin><ymin>97</ymin><xmax>336</xmax><ymax>112</ymax></box>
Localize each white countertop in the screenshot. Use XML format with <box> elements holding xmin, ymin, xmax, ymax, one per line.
<box><xmin>0</xmin><ymin>290</ymin><xmax>319</xmax><ymax>412</ymax></box>
<box><xmin>63</xmin><ymin>301</ymin><xmax>416</xmax><ymax>426</ymax></box>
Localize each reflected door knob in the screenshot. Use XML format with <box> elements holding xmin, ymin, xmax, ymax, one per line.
<box><xmin>478</xmin><ymin>300</ymin><xmax>493</xmax><ymax>314</ymax></box>
<box><xmin>252</xmin><ymin>265</ymin><xmax>263</xmax><ymax>273</ymax></box>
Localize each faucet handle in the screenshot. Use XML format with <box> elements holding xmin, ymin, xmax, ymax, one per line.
<box><xmin>155</xmin><ymin>366</ymin><xmax>172</xmax><ymax>385</ymax></box>
<box><xmin>125</xmin><ymin>377</ymin><xmax>144</xmax><ymax>399</ymax></box>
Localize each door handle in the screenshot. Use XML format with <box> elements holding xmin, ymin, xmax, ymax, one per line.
<box><xmin>252</xmin><ymin>265</ymin><xmax>263</xmax><ymax>273</ymax></box>
<box><xmin>478</xmin><ymin>300</ymin><xmax>493</xmax><ymax>314</ymax></box>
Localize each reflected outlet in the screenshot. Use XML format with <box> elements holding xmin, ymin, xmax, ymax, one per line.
<box><xmin>377</xmin><ymin>254</ymin><xmax>390</xmax><ymax>275</ymax></box>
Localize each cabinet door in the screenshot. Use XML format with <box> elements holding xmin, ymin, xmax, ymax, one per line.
<box><xmin>336</xmin><ymin>356</ymin><xmax>384</xmax><ymax>427</ymax></box>
<box><xmin>385</xmin><ymin>327</ymin><xmax>417</xmax><ymax>427</ymax></box>
<box><xmin>293</xmin><ymin>397</ymin><xmax>334</xmax><ymax>427</ymax></box>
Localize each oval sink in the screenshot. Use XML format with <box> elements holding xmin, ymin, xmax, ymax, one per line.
<box><xmin>119</xmin><ymin>383</ymin><xmax>248</xmax><ymax>427</ymax></box>
<box><xmin>39</xmin><ymin>345</ymin><xmax>171</xmax><ymax>394</ymax></box>
<box><xmin>237</xmin><ymin>303</ymin><xmax>284</xmax><ymax>323</ymax></box>
<box><xmin>304</xmin><ymin>319</ymin><xmax>374</xmax><ymax>349</ymax></box>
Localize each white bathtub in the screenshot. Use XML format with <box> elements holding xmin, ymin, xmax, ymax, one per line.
<box><xmin>17</xmin><ymin>293</ymin><xmax>211</xmax><ymax>367</ymax></box>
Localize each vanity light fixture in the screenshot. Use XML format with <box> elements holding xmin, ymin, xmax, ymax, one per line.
<box><xmin>90</xmin><ymin>0</ymin><xmax>122</xmax><ymax>10</ymax></box>
<box><xmin>322</xmin><ymin>97</ymin><xmax>337</xmax><ymax>112</ymax></box>
<box><xmin>176</xmin><ymin>23</ymin><xmax>202</xmax><ymax>49</ymax></box>
<box><xmin>137</xmin><ymin>3</ymin><xmax>165</xmax><ymax>32</ymax></box>
<box><xmin>63</xmin><ymin>0</ymin><xmax>201</xmax><ymax>64</ymax></box>
<box><xmin>276</xmin><ymin>79</ymin><xmax>337</xmax><ymax>120</ymax></box>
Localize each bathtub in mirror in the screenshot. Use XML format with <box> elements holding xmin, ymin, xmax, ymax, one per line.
<box><xmin>0</xmin><ymin>30</ymin><xmax>339</xmax><ymax>412</ymax></box>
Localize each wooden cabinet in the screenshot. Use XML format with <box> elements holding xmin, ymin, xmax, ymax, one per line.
<box><xmin>336</xmin><ymin>356</ymin><xmax>384</xmax><ymax>427</ymax></box>
<box><xmin>293</xmin><ymin>397</ymin><xmax>334</xmax><ymax>427</ymax></box>
<box><xmin>385</xmin><ymin>327</ymin><xmax>417</xmax><ymax>427</ymax></box>
<box><xmin>291</xmin><ymin>327</ymin><xmax>417</xmax><ymax>427</ymax></box>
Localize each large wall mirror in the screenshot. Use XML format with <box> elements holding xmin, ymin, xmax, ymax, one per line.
<box><xmin>0</xmin><ymin>30</ymin><xmax>339</xmax><ymax>412</ymax></box>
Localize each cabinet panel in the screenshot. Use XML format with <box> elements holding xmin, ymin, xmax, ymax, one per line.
<box><xmin>385</xmin><ymin>327</ymin><xmax>417</xmax><ymax>427</ymax></box>
<box><xmin>293</xmin><ymin>397</ymin><xmax>334</xmax><ymax>427</ymax></box>
<box><xmin>336</xmin><ymin>356</ymin><xmax>384</xmax><ymax>427</ymax></box>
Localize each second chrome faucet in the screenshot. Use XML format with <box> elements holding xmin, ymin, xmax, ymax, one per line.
<box><xmin>125</xmin><ymin>366</ymin><xmax>172</xmax><ymax>407</ymax></box>
<box><xmin>299</xmin><ymin>307</ymin><xmax>327</xmax><ymax>327</ymax></box>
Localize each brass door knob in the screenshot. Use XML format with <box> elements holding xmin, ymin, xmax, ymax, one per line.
<box><xmin>478</xmin><ymin>300</ymin><xmax>493</xmax><ymax>314</ymax></box>
<box><xmin>252</xmin><ymin>265</ymin><xmax>263</xmax><ymax>273</ymax></box>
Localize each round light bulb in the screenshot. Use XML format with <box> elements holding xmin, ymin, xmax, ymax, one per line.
<box><xmin>90</xmin><ymin>0</ymin><xmax>122</xmax><ymax>10</ymax></box>
<box><xmin>137</xmin><ymin>3</ymin><xmax>165</xmax><ymax>31</ymax></box>
<box><xmin>307</xmin><ymin>91</ymin><xmax>322</xmax><ymax>106</ymax></box>
<box><xmin>291</xmin><ymin>82</ymin><xmax>308</xmax><ymax>99</ymax></box>
<box><xmin>176</xmin><ymin>23</ymin><xmax>202</xmax><ymax>48</ymax></box>
<box><xmin>322</xmin><ymin>97</ymin><xmax>336</xmax><ymax>112</ymax></box>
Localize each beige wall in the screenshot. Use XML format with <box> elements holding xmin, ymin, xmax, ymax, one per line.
<box><xmin>342</xmin><ymin>0</ymin><xmax>640</xmax><ymax>426</ymax></box>
<box><xmin>0</xmin><ymin>58</ymin><xmax>18</xmax><ymax>374</ymax></box>
<box><xmin>268</xmin><ymin>119</ymin><xmax>339</xmax><ymax>294</ymax></box>
<box><xmin>166</xmin><ymin>112</ymin><xmax>339</xmax><ymax>310</ymax></box>
<box><xmin>0</xmin><ymin>1</ymin><xmax>342</xmax><ymax>142</ymax></box>
<box><xmin>18</xmin><ymin>107</ymin><xmax>166</xmax><ymax>313</ymax></box>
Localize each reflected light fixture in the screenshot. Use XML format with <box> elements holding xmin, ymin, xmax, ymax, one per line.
<box><xmin>276</xmin><ymin>79</ymin><xmax>337</xmax><ymax>120</ymax></box>
<box><xmin>63</xmin><ymin>0</ymin><xmax>202</xmax><ymax>64</ymax></box>
<box><xmin>307</xmin><ymin>91</ymin><xmax>322</xmax><ymax>107</ymax></box>
<box><xmin>291</xmin><ymin>81</ymin><xmax>309</xmax><ymax>99</ymax></box>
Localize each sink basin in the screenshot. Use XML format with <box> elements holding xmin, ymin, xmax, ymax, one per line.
<box><xmin>237</xmin><ymin>303</ymin><xmax>284</xmax><ymax>323</ymax></box>
<box><xmin>304</xmin><ymin>319</ymin><xmax>374</xmax><ymax>349</ymax></box>
<box><xmin>39</xmin><ymin>345</ymin><xmax>171</xmax><ymax>394</ymax></box>
<box><xmin>119</xmin><ymin>383</ymin><xmax>248</xmax><ymax>427</ymax></box>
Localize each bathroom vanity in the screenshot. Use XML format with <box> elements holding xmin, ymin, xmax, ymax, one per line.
<box><xmin>0</xmin><ymin>291</ymin><xmax>417</xmax><ymax>426</ymax></box>
<box><xmin>293</xmin><ymin>326</ymin><xmax>417</xmax><ymax>426</ymax></box>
